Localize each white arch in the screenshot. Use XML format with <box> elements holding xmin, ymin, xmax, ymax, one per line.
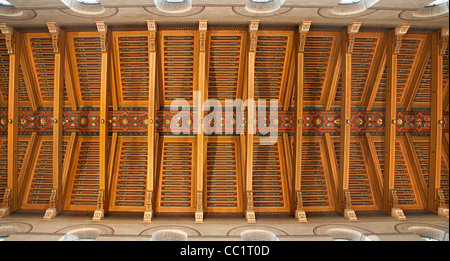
<box><xmin>245</xmin><ymin>0</ymin><xmax>285</xmax><ymax>14</ymax></box>
<box><xmin>60</xmin><ymin>0</ymin><xmax>105</xmax><ymax>15</ymax></box>
<box><xmin>154</xmin><ymin>0</ymin><xmax>192</xmax><ymax>14</ymax></box>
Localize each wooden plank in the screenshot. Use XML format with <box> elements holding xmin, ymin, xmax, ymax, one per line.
<box><xmin>283</xmin><ymin>48</ymin><xmax>296</xmax><ymax>110</ymax></box>
<box><xmin>365</xmin><ymin>33</ymin><xmax>387</xmax><ymax>111</ymax></box>
<box><xmin>384</xmin><ymin>28</ymin><xmax>399</xmax><ymax>214</ymax></box>
<box><xmin>245</xmin><ymin>20</ymin><xmax>258</xmax><ymax>223</ymax></box>
<box><xmin>1</xmin><ymin>25</ymin><xmax>20</xmax><ymax>216</ymax></box>
<box><xmin>62</xmin><ymin>132</ymin><xmax>77</xmax><ymax>200</ymax></box>
<box><xmin>428</xmin><ymin>30</ymin><xmax>446</xmax><ymax>212</ymax></box>
<box><xmin>194</xmin><ymin>20</ymin><xmax>207</xmax><ymax>223</ymax></box>
<box><xmin>404</xmin><ymin>35</ymin><xmax>431</xmax><ymax>111</ymax></box>
<box><xmin>403</xmin><ymin>133</ymin><xmax>429</xmax><ymax>205</ymax></box>
<box><xmin>384</xmin><ymin>24</ymin><xmax>410</xmax><ymax>215</ymax></box>
<box><xmin>324</xmin><ymin>33</ymin><xmax>342</xmax><ymax>110</ymax></box>
<box><xmin>95</xmin><ymin>22</ymin><xmax>109</xmax><ymax>220</ymax></box>
<box><xmin>444</xmin><ymin>81</ymin><xmax>449</xmax><ymax>112</ymax></box>
<box><xmin>364</xmin><ymin>133</ymin><xmax>384</xmax><ymax>205</ymax></box>
<box><xmin>282</xmin><ymin>133</ymin><xmax>294</xmax><ymax>212</ymax></box>
<box><xmin>337</xmin><ymin>23</ymin><xmax>361</xmax><ymax>216</ymax></box>
<box><xmin>64</xmin><ymin>46</ymin><xmax>78</xmax><ymax>110</ymax></box>
<box><xmin>47</xmin><ymin>23</ymin><xmax>66</xmax><ymax>217</ymax></box>
<box><xmin>145</xmin><ymin>21</ymin><xmax>157</xmax><ymax>221</ymax></box>
<box><xmin>294</xmin><ymin>22</ymin><xmax>310</xmax><ymax>220</ymax></box>
<box><xmin>443</xmin><ymin>132</ymin><xmax>449</xmax><ymax>159</ymax></box>
<box><xmin>324</xmin><ymin>133</ymin><xmax>339</xmax><ymax>198</ymax></box>
<box><xmin>17</xmin><ymin>133</ymin><xmax>38</xmax><ymax>207</ymax></box>
<box><xmin>19</xmin><ymin>34</ymin><xmax>38</xmax><ymax>110</ymax></box>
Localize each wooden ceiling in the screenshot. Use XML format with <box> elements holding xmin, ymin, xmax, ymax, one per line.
<box><xmin>0</xmin><ymin>20</ymin><xmax>448</xmax><ymax>223</ymax></box>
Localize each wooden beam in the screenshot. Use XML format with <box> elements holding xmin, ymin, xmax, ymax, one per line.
<box><xmin>403</xmin><ymin>133</ymin><xmax>428</xmax><ymax>205</ymax></box>
<box><xmin>62</xmin><ymin>132</ymin><xmax>77</xmax><ymax>200</ymax></box>
<box><xmin>0</xmin><ymin>24</ymin><xmax>20</xmax><ymax>217</ymax></box>
<box><xmin>443</xmin><ymin>132</ymin><xmax>449</xmax><ymax>160</ymax></box>
<box><xmin>364</xmin><ymin>133</ymin><xmax>384</xmax><ymax>206</ymax></box>
<box><xmin>43</xmin><ymin>22</ymin><xmax>66</xmax><ymax>220</ymax></box>
<box><xmin>283</xmin><ymin>49</ymin><xmax>297</xmax><ymax>110</ymax></box>
<box><xmin>17</xmin><ymin>132</ymin><xmax>38</xmax><ymax>206</ymax></box>
<box><xmin>324</xmin><ymin>37</ymin><xmax>341</xmax><ymax>111</ymax></box>
<box><xmin>324</xmin><ymin>134</ymin><xmax>339</xmax><ymax>199</ymax></box>
<box><xmin>282</xmin><ymin>133</ymin><xmax>294</xmax><ymax>212</ymax></box>
<box><xmin>338</xmin><ymin>23</ymin><xmax>361</xmax><ymax>221</ymax></box>
<box><xmin>365</xmin><ymin>33</ymin><xmax>387</xmax><ymax>111</ymax></box>
<box><xmin>384</xmin><ymin>24</ymin><xmax>410</xmax><ymax>219</ymax></box>
<box><xmin>94</xmin><ymin>21</ymin><xmax>109</xmax><ymax>221</ymax></box>
<box><xmin>19</xmin><ymin>34</ymin><xmax>39</xmax><ymax>111</ymax></box>
<box><xmin>245</xmin><ymin>20</ymin><xmax>258</xmax><ymax>223</ymax></box>
<box><xmin>144</xmin><ymin>20</ymin><xmax>157</xmax><ymax>222</ymax></box>
<box><xmin>428</xmin><ymin>28</ymin><xmax>447</xmax><ymax>215</ymax></box>
<box><xmin>404</xmin><ymin>35</ymin><xmax>431</xmax><ymax>111</ymax></box>
<box><xmin>444</xmin><ymin>81</ymin><xmax>449</xmax><ymax>112</ymax></box>
<box><xmin>193</xmin><ymin>20</ymin><xmax>208</xmax><ymax>223</ymax></box>
<box><xmin>64</xmin><ymin>46</ymin><xmax>78</xmax><ymax>110</ymax></box>
<box><xmin>293</xmin><ymin>21</ymin><xmax>310</xmax><ymax>222</ymax></box>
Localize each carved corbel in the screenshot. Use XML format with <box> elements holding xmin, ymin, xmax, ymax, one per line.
<box><xmin>347</xmin><ymin>22</ymin><xmax>361</xmax><ymax>53</ymax></box>
<box><xmin>394</xmin><ymin>23</ymin><xmax>410</xmax><ymax>54</ymax></box>
<box><xmin>199</xmin><ymin>20</ymin><xmax>207</xmax><ymax>52</ymax></box>
<box><xmin>343</xmin><ymin>190</ymin><xmax>357</xmax><ymax>221</ymax></box>
<box><xmin>195</xmin><ymin>192</ymin><xmax>203</xmax><ymax>223</ymax></box>
<box><xmin>147</xmin><ymin>20</ymin><xmax>157</xmax><ymax>52</ymax></box>
<box><xmin>246</xmin><ymin>192</ymin><xmax>256</xmax><ymax>223</ymax></box>
<box><xmin>0</xmin><ymin>23</ymin><xmax>14</xmax><ymax>54</ymax></box>
<box><xmin>46</xmin><ymin>22</ymin><xmax>61</xmax><ymax>53</ymax></box>
<box><xmin>299</xmin><ymin>21</ymin><xmax>311</xmax><ymax>52</ymax></box>
<box><xmin>95</xmin><ymin>21</ymin><xmax>108</xmax><ymax>53</ymax></box>
<box><xmin>439</xmin><ymin>26</ymin><xmax>449</xmax><ymax>56</ymax></box>
<box><xmin>295</xmin><ymin>192</ymin><xmax>307</xmax><ymax>222</ymax></box>
<box><xmin>93</xmin><ymin>190</ymin><xmax>104</xmax><ymax>221</ymax></box>
<box><xmin>437</xmin><ymin>189</ymin><xmax>449</xmax><ymax>219</ymax></box>
<box><xmin>0</xmin><ymin>189</ymin><xmax>11</xmax><ymax>217</ymax></box>
<box><xmin>249</xmin><ymin>20</ymin><xmax>259</xmax><ymax>52</ymax></box>
<box><xmin>390</xmin><ymin>190</ymin><xmax>407</xmax><ymax>220</ymax></box>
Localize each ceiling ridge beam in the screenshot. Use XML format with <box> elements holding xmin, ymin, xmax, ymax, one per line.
<box><xmin>294</xmin><ymin>21</ymin><xmax>310</xmax><ymax>222</ymax></box>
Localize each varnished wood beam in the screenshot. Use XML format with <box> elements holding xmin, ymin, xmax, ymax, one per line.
<box><xmin>364</xmin><ymin>133</ymin><xmax>384</xmax><ymax>206</ymax></box>
<box><xmin>94</xmin><ymin>21</ymin><xmax>110</xmax><ymax>221</ymax></box>
<box><xmin>294</xmin><ymin>21</ymin><xmax>310</xmax><ymax>222</ymax></box>
<box><xmin>62</xmin><ymin>132</ymin><xmax>77</xmax><ymax>199</ymax></box>
<box><xmin>19</xmin><ymin>34</ymin><xmax>38</xmax><ymax>111</ymax></box>
<box><xmin>403</xmin><ymin>133</ymin><xmax>428</xmax><ymax>205</ymax></box>
<box><xmin>324</xmin><ymin>133</ymin><xmax>339</xmax><ymax>206</ymax></box>
<box><xmin>324</xmin><ymin>36</ymin><xmax>341</xmax><ymax>111</ymax></box>
<box><xmin>193</xmin><ymin>20</ymin><xmax>208</xmax><ymax>223</ymax></box>
<box><xmin>404</xmin><ymin>35</ymin><xmax>431</xmax><ymax>111</ymax></box>
<box><xmin>384</xmin><ymin>24</ymin><xmax>410</xmax><ymax>219</ymax></box>
<box><xmin>64</xmin><ymin>46</ymin><xmax>78</xmax><ymax>110</ymax></box>
<box><xmin>365</xmin><ymin>36</ymin><xmax>387</xmax><ymax>111</ymax></box>
<box><xmin>0</xmin><ymin>24</ymin><xmax>20</xmax><ymax>217</ymax></box>
<box><xmin>443</xmin><ymin>133</ymin><xmax>449</xmax><ymax>160</ymax></box>
<box><xmin>245</xmin><ymin>20</ymin><xmax>258</xmax><ymax>223</ymax></box>
<box><xmin>338</xmin><ymin>23</ymin><xmax>361</xmax><ymax>221</ymax></box>
<box><xmin>144</xmin><ymin>20</ymin><xmax>157</xmax><ymax>222</ymax></box>
<box><xmin>444</xmin><ymin>81</ymin><xmax>449</xmax><ymax>112</ymax></box>
<box><xmin>17</xmin><ymin>132</ymin><xmax>38</xmax><ymax>206</ymax></box>
<box><xmin>428</xmin><ymin>28</ymin><xmax>447</xmax><ymax>215</ymax></box>
<box><xmin>43</xmin><ymin>22</ymin><xmax>66</xmax><ymax>219</ymax></box>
